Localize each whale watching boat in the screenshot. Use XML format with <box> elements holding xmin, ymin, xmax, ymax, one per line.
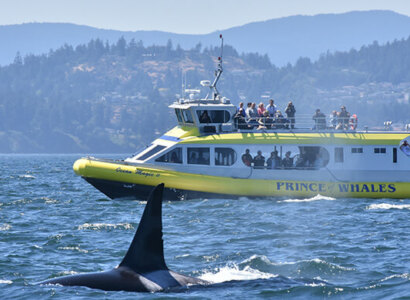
<box><xmin>73</xmin><ymin>36</ymin><xmax>410</xmax><ymax>200</ymax></box>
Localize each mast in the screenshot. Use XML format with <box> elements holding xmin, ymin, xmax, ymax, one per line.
<box><xmin>205</xmin><ymin>34</ymin><xmax>224</xmax><ymax>100</ymax></box>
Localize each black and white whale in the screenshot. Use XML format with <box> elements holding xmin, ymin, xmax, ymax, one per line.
<box><xmin>40</xmin><ymin>183</ymin><xmax>208</xmax><ymax>292</ymax></box>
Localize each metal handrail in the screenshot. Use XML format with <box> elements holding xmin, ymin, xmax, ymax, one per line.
<box><xmin>234</xmin><ymin>114</ymin><xmax>355</xmax><ymax>131</ymax></box>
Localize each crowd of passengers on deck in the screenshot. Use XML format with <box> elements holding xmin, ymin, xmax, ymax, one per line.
<box><xmin>231</xmin><ymin>99</ymin><xmax>357</xmax><ymax>131</ymax></box>
<box><xmin>241</xmin><ymin>148</ymin><xmax>325</xmax><ymax>170</ymax></box>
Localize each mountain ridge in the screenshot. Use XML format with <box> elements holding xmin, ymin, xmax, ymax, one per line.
<box><xmin>1</xmin><ymin>10</ymin><xmax>410</xmax><ymax>66</ymax></box>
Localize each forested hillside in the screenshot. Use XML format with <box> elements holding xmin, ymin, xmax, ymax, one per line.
<box><xmin>0</xmin><ymin>36</ymin><xmax>409</xmax><ymax>153</ymax></box>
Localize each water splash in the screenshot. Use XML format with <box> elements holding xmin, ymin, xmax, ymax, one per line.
<box><xmin>199</xmin><ymin>264</ymin><xmax>277</xmax><ymax>283</ymax></box>
<box><xmin>0</xmin><ymin>224</ymin><xmax>11</xmax><ymax>231</ymax></box>
<box><xmin>279</xmin><ymin>194</ymin><xmax>336</xmax><ymax>203</ymax></box>
<box><xmin>367</xmin><ymin>203</ymin><xmax>410</xmax><ymax>210</ymax></box>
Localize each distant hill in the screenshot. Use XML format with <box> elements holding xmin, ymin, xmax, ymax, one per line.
<box><xmin>1</xmin><ymin>10</ymin><xmax>410</xmax><ymax>66</ymax></box>
<box><xmin>0</xmin><ymin>35</ymin><xmax>409</xmax><ymax>153</ymax></box>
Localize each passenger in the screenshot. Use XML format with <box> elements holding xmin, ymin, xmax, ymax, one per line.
<box><xmin>400</xmin><ymin>140</ymin><xmax>410</xmax><ymax>156</ymax></box>
<box><xmin>257</xmin><ymin>102</ymin><xmax>266</xmax><ymax>117</ymax></box>
<box><xmin>189</xmin><ymin>152</ymin><xmax>197</xmax><ymax>164</ymax></box>
<box><xmin>245</xmin><ymin>102</ymin><xmax>252</xmax><ymax>118</ymax></box>
<box><xmin>234</xmin><ymin>109</ymin><xmax>249</xmax><ymax>129</ymax></box>
<box><xmin>337</xmin><ymin>106</ymin><xmax>350</xmax><ymax>130</ymax></box>
<box><xmin>237</xmin><ymin>102</ymin><xmax>246</xmax><ymax>117</ymax></box>
<box><xmin>170</xmin><ymin>152</ymin><xmax>178</xmax><ymax>163</ymax></box>
<box><xmin>266</xmin><ymin>99</ymin><xmax>277</xmax><ymax>117</ymax></box>
<box><xmin>199</xmin><ymin>110</ymin><xmax>211</xmax><ymax>123</ymax></box>
<box><xmin>350</xmin><ymin>114</ymin><xmax>358</xmax><ymax>130</ymax></box>
<box><xmin>329</xmin><ymin>110</ymin><xmax>338</xmax><ymax>129</ymax></box>
<box><xmin>275</xmin><ymin>110</ymin><xmax>287</xmax><ymax>129</ymax></box>
<box><xmin>197</xmin><ymin>152</ymin><xmax>208</xmax><ymax>164</ymax></box>
<box><xmin>282</xmin><ymin>151</ymin><xmax>293</xmax><ymax>169</ymax></box>
<box><xmin>241</xmin><ymin>149</ymin><xmax>253</xmax><ymax>166</ymax></box>
<box><xmin>285</xmin><ymin>101</ymin><xmax>296</xmax><ymax>129</ymax></box>
<box><xmin>266</xmin><ymin>150</ymin><xmax>280</xmax><ymax>169</ymax></box>
<box><xmin>253</xmin><ymin>150</ymin><xmax>265</xmax><ymax>168</ymax></box>
<box><xmin>246</xmin><ymin>102</ymin><xmax>259</xmax><ymax>128</ymax></box>
<box><xmin>249</xmin><ymin>103</ymin><xmax>258</xmax><ymax>118</ymax></box>
<box><xmin>257</xmin><ymin>110</ymin><xmax>273</xmax><ymax>130</ymax></box>
<box><xmin>312</xmin><ymin>109</ymin><xmax>326</xmax><ymax>130</ymax></box>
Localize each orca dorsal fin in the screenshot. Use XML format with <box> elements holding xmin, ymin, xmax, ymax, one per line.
<box><xmin>119</xmin><ymin>184</ymin><xmax>168</xmax><ymax>273</ymax></box>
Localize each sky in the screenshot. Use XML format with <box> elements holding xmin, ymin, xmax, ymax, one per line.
<box><xmin>1</xmin><ymin>0</ymin><xmax>410</xmax><ymax>34</ymax></box>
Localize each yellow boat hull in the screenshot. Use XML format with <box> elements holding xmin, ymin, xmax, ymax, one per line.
<box><xmin>73</xmin><ymin>158</ymin><xmax>410</xmax><ymax>199</ymax></box>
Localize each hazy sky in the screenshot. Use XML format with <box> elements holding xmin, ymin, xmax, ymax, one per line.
<box><xmin>2</xmin><ymin>0</ymin><xmax>410</xmax><ymax>34</ymax></box>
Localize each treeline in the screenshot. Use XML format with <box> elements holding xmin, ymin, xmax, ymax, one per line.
<box><xmin>0</xmin><ymin>36</ymin><xmax>409</xmax><ymax>153</ymax></box>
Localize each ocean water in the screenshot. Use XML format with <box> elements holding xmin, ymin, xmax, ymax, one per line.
<box><xmin>1</xmin><ymin>154</ymin><xmax>409</xmax><ymax>299</ymax></box>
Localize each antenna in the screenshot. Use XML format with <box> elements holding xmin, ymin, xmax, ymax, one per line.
<box><xmin>206</xmin><ymin>34</ymin><xmax>224</xmax><ymax>100</ymax></box>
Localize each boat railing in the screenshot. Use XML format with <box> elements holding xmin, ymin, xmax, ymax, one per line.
<box><xmin>234</xmin><ymin>114</ymin><xmax>355</xmax><ymax>132</ymax></box>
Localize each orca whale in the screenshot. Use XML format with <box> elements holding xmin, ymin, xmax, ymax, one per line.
<box><xmin>40</xmin><ymin>183</ymin><xmax>208</xmax><ymax>292</ymax></box>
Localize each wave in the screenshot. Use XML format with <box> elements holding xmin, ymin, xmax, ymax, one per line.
<box><xmin>77</xmin><ymin>223</ymin><xmax>134</xmax><ymax>230</ymax></box>
<box><xmin>0</xmin><ymin>279</ymin><xmax>12</xmax><ymax>284</ymax></box>
<box><xmin>19</xmin><ymin>174</ymin><xmax>35</xmax><ymax>179</ymax></box>
<box><xmin>41</xmin><ymin>197</ymin><xmax>59</xmax><ymax>204</ymax></box>
<box><xmin>279</xmin><ymin>194</ymin><xmax>336</xmax><ymax>203</ymax></box>
<box><xmin>367</xmin><ymin>203</ymin><xmax>410</xmax><ymax>210</ymax></box>
<box><xmin>380</xmin><ymin>273</ymin><xmax>410</xmax><ymax>282</ymax></box>
<box><xmin>240</xmin><ymin>255</ymin><xmax>354</xmax><ymax>275</ymax></box>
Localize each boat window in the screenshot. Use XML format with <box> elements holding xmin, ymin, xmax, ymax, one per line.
<box><xmin>374</xmin><ymin>147</ymin><xmax>386</xmax><ymax>154</ymax></box>
<box><xmin>182</xmin><ymin>109</ymin><xmax>194</xmax><ymax>123</ymax></box>
<box><xmin>136</xmin><ymin>145</ymin><xmax>166</xmax><ymax>161</ymax></box>
<box><xmin>188</xmin><ymin>147</ymin><xmax>210</xmax><ymax>165</ymax></box>
<box><xmin>197</xmin><ymin>110</ymin><xmax>212</xmax><ymax>123</ymax></box>
<box><xmin>215</xmin><ymin>148</ymin><xmax>237</xmax><ymax>166</ymax></box>
<box><xmin>155</xmin><ymin>147</ymin><xmax>182</xmax><ymax>164</ymax></box>
<box><xmin>196</xmin><ymin>110</ymin><xmax>230</xmax><ymax>123</ymax></box>
<box><xmin>351</xmin><ymin>147</ymin><xmax>363</xmax><ymax>153</ymax></box>
<box><xmin>335</xmin><ymin>147</ymin><xmax>344</xmax><ymax>163</ymax></box>
<box><xmin>241</xmin><ymin>146</ymin><xmax>329</xmax><ymax>170</ymax></box>
<box><xmin>175</xmin><ymin>109</ymin><xmax>183</xmax><ymax>123</ymax></box>
<box><xmin>295</xmin><ymin>146</ymin><xmax>329</xmax><ymax>169</ymax></box>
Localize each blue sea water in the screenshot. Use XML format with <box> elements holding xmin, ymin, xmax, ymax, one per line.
<box><xmin>0</xmin><ymin>154</ymin><xmax>409</xmax><ymax>299</ymax></box>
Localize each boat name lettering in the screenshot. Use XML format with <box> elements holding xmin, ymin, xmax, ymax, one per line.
<box><xmin>135</xmin><ymin>169</ymin><xmax>160</xmax><ymax>177</ymax></box>
<box><xmin>115</xmin><ymin>167</ymin><xmax>132</xmax><ymax>174</ymax></box>
<box><xmin>276</xmin><ymin>182</ymin><xmax>396</xmax><ymax>193</ymax></box>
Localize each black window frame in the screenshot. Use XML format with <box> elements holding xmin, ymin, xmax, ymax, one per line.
<box><xmin>155</xmin><ymin>147</ymin><xmax>183</xmax><ymax>164</ymax></box>
<box><xmin>136</xmin><ymin>145</ymin><xmax>166</xmax><ymax>161</ymax></box>
<box><xmin>351</xmin><ymin>147</ymin><xmax>363</xmax><ymax>154</ymax></box>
